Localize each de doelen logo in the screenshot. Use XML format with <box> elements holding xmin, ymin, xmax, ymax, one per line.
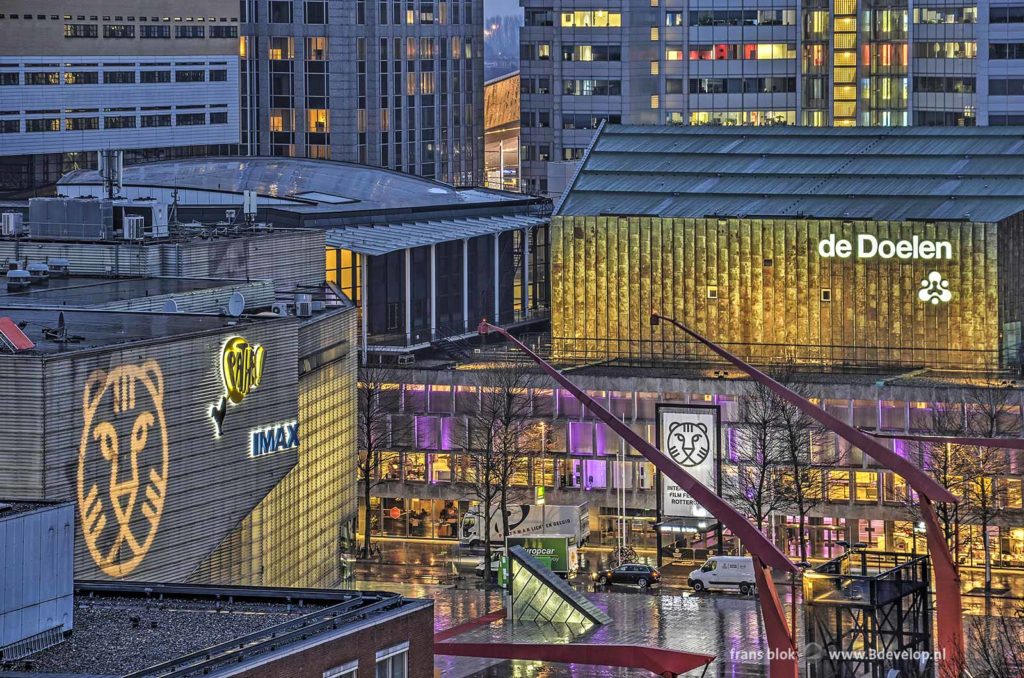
<box><xmin>209</xmin><ymin>335</ymin><xmax>299</xmax><ymax>457</ymax></box>
<box><xmin>78</xmin><ymin>360</ymin><xmax>168</xmax><ymax>577</ymax></box>
<box><xmin>666</xmin><ymin>421</ymin><xmax>711</xmax><ymax>468</ymax></box>
<box><xmin>818</xmin><ymin>233</ymin><xmax>953</xmax><ymax>304</ymax></box>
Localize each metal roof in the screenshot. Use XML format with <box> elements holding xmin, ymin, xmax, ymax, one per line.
<box><xmin>326</xmin><ymin>215</ymin><xmax>548</xmax><ymax>255</ymax></box>
<box><xmin>556</xmin><ymin>125</ymin><xmax>1024</xmax><ymax>222</ymax></box>
<box><xmin>60</xmin><ymin>157</ymin><xmax>525</xmax><ymax>214</ymax></box>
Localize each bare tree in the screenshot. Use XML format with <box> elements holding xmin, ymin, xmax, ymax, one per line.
<box><xmin>773</xmin><ymin>378</ymin><xmax>828</xmax><ymax>564</ymax></box>
<box><xmin>963</xmin><ymin>599</ymin><xmax>1024</xmax><ymax>677</ymax></box>
<box><xmin>913</xmin><ymin>401</ymin><xmax>968</xmax><ymax>551</ymax></box>
<box><xmin>356</xmin><ymin>363</ymin><xmax>402</xmax><ymax>559</ymax></box>
<box><xmin>959</xmin><ymin>385</ymin><xmax>1017</xmax><ymax>591</ymax></box>
<box><xmin>913</xmin><ymin>385</ymin><xmax>1018</xmax><ymax>590</ymax></box>
<box><xmin>459</xmin><ymin>364</ymin><xmax>538</xmax><ymax>585</ymax></box>
<box><xmin>723</xmin><ymin>381</ymin><xmax>790</xmax><ymax>537</ymax></box>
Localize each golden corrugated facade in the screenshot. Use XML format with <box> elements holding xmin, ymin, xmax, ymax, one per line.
<box><xmin>551</xmin><ymin>216</ymin><xmax>1001</xmax><ymax>369</ymax></box>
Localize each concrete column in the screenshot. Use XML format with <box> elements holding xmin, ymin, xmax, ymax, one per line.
<box><xmin>493</xmin><ymin>232</ymin><xmax>500</xmax><ymax>324</ymax></box>
<box><xmin>430</xmin><ymin>243</ymin><xmax>437</xmax><ymax>340</ymax></box>
<box><xmin>462</xmin><ymin>238</ymin><xmax>469</xmax><ymax>332</ymax></box>
<box><xmin>404</xmin><ymin>248</ymin><xmax>412</xmax><ymax>346</ymax></box>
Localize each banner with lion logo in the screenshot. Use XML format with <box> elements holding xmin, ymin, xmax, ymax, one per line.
<box><xmin>658</xmin><ymin>405</ymin><xmax>718</xmax><ymax>518</ymax></box>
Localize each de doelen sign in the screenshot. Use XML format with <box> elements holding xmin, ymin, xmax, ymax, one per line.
<box><xmin>818</xmin><ymin>233</ymin><xmax>954</xmax><ymax>304</ymax></box>
<box><xmin>209</xmin><ymin>335</ymin><xmax>299</xmax><ymax>457</ymax></box>
<box><xmin>817</xmin><ymin>234</ymin><xmax>953</xmax><ymax>261</ymax></box>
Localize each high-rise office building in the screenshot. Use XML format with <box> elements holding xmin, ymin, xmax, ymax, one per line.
<box><xmin>520</xmin><ymin>0</ymin><xmax>1019</xmax><ymax>196</ymax></box>
<box><xmin>241</xmin><ymin>0</ymin><xmax>485</xmax><ymax>185</ymax></box>
<box><xmin>0</xmin><ymin>2</ymin><xmax>240</xmax><ymax>194</ymax></box>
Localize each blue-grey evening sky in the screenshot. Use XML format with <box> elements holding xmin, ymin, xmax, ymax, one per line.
<box><xmin>486</xmin><ymin>0</ymin><xmax>522</xmax><ymax>17</ymax></box>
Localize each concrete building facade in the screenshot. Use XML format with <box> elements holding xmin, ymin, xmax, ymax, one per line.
<box><xmin>519</xmin><ymin>0</ymin><xmax>1024</xmax><ymax>195</ymax></box>
<box><xmin>241</xmin><ymin>0</ymin><xmax>485</xmax><ymax>185</ymax></box>
<box><xmin>0</xmin><ymin>1</ymin><xmax>240</xmax><ymax>195</ymax></box>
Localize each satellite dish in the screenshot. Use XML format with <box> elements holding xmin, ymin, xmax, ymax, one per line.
<box><xmin>163</xmin><ymin>299</ymin><xmax>179</xmax><ymax>313</ymax></box>
<box><xmin>228</xmin><ymin>291</ymin><xmax>245</xmax><ymax>317</ymax></box>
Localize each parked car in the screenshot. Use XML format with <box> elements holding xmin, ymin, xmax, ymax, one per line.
<box><xmin>592</xmin><ymin>564</ymin><xmax>661</xmax><ymax>588</ymax></box>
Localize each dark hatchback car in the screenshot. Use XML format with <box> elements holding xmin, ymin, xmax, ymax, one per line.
<box><xmin>592</xmin><ymin>564</ymin><xmax>661</xmax><ymax>588</ymax></box>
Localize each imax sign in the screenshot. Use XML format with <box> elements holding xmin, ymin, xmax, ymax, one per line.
<box><xmin>250</xmin><ymin>421</ymin><xmax>299</xmax><ymax>458</ymax></box>
<box><xmin>818</xmin><ymin>234</ymin><xmax>953</xmax><ymax>261</ymax></box>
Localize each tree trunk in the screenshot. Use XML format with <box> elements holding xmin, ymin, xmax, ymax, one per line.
<box><xmin>983</xmin><ymin>519</ymin><xmax>992</xmax><ymax>591</ymax></box>
<box><xmin>483</xmin><ymin>463</ymin><xmax>493</xmax><ymax>587</ymax></box>
<box><xmin>362</xmin><ymin>464</ymin><xmax>373</xmax><ymax>558</ymax></box>
<box><xmin>798</xmin><ymin>510</ymin><xmax>808</xmax><ymax>564</ymax></box>
<box><xmin>500</xmin><ymin>483</ymin><xmax>510</xmax><ymax>545</ymax></box>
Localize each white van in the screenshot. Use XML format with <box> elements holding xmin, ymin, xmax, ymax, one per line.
<box><xmin>688</xmin><ymin>556</ymin><xmax>756</xmax><ymax>595</ymax></box>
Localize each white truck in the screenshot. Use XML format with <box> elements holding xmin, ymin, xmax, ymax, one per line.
<box><xmin>460</xmin><ymin>503</ymin><xmax>590</xmax><ymax>547</ymax></box>
<box><xmin>687</xmin><ymin>555</ymin><xmax>757</xmax><ymax>595</ymax></box>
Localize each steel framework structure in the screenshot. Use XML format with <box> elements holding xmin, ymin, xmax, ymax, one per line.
<box><xmin>648</xmin><ymin>312</ymin><xmax>963</xmax><ymax>676</ymax></box>
<box><xmin>478</xmin><ymin>320</ymin><xmax>800</xmax><ymax>678</ymax></box>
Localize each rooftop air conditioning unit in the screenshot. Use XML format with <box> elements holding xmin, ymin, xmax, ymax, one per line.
<box><xmin>46</xmin><ymin>258</ymin><xmax>70</xmax><ymax>278</ymax></box>
<box><xmin>295</xmin><ymin>293</ymin><xmax>313</xmax><ymax>318</ymax></box>
<box><xmin>1</xmin><ymin>213</ymin><xmax>25</xmax><ymax>237</ymax></box>
<box><xmin>272</xmin><ymin>301</ymin><xmax>293</xmax><ymax>316</ymax></box>
<box><xmin>123</xmin><ymin>215</ymin><xmax>145</xmax><ymax>241</ymax></box>
<box><xmin>6</xmin><ymin>269</ymin><xmax>30</xmax><ymax>291</ymax></box>
<box><xmin>26</xmin><ymin>262</ymin><xmax>50</xmax><ymax>285</ymax></box>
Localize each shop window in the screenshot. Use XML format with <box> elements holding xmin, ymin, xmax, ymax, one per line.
<box><xmin>427</xmin><ymin>384</ymin><xmax>452</xmax><ymax>413</ymax></box>
<box><xmin>828</xmin><ymin>470</ymin><xmax>850</xmax><ymax>501</ymax></box>
<box><xmin>882</xmin><ymin>472</ymin><xmax>908</xmax><ymax>503</ymax></box>
<box><xmin>854</xmin><ymin>471</ymin><xmax>879</xmax><ymax>502</ymax></box>
<box><xmin>404</xmin><ymin>452</ymin><xmax>426</xmax><ymax>481</ymax></box>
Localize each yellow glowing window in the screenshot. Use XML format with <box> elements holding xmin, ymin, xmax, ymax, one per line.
<box><xmin>834</xmin><ymin>67</ymin><xmax>856</xmax><ymax>83</ymax></box>
<box><xmin>268</xmin><ymin>37</ymin><xmax>294</xmax><ymax>60</ymax></box>
<box><xmin>834</xmin><ymin>0</ymin><xmax>856</xmax><ymax>15</ymax></box>
<box><xmin>650</xmin><ymin>27</ymin><xmax>659</xmax><ymax>40</ymax></box>
<box><xmin>268</xmin><ymin>109</ymin><xmax>293</xmax><ymax>132</ymax></box>
<box><xmin>239</xmin><ymin>36</ymin><xmax>248</xmax><ymax>58</ymax></box>
<box><xmin>306</xmin><ymin>37</ymin><xmax>328</xmax><ymax>60</ymax></box>
<box><xmin>308</xmin><ymin>109</ymin><xmax>329</xmax><ymax>133</ymax></box>
<box><xmin>561</xmin><ymin>10</ymin><xmax>621</xmax><ymax>27</ymax></box>
<box><xmin>650</xmin><ymin>94</ymin><xmax>660</xmax><ymax>108</ymax></box>
<box><xmin>833</xmin><ymin>101</ymin><xmax>856</xmax><ymax>117</ymax></box>
<box><xmin>834</xmin><ymin>17</ymin><xmax>857</xmax><ymax>32</ymax></box>
<box><xmin>834</xmin><ymin>34</ymin><xmax>856</xmax><ymax>49</ymax></box>
<box><xmin>650</xmin><ymin>60</ymin><xmax>659</xmax><ymax>75</ymax></box>
<box><xmin>834</xmin><ymin>85</ymin><xmax>856</xmax><ymax>100</ymax></box>
<box><xmin>666</xmin><ymin>49</ymin><xmax>683</xmax><ymax>60</ymax></box>
<box><xmin>834</xmin><ymin>51</ymin><xmax>856</xmax><ymax>66</ymax></box>
<box><xmin>828</xmin><ymin>471</ymin><xmax>850</xmax><ymax>501</ymax></box>
<box><xmin>809</xmin><ymin>11</ymin><xmax>829</xmax><ymax>34</ymax></box>
<box><xmin>854</xmin><ymin>472</ymin><xmax>879</xmax><ymax>502</ymax></box>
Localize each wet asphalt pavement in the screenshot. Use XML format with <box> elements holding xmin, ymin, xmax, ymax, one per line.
<box><xmin>348</xmin><ymin>539</ymin><xmax>1024</xmax><ymax>677</ymax></box>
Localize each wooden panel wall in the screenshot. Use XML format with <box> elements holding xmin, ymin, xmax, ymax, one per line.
<box><xmin>551</xmin><ymin>216</ymin><xmax>1001</xmax><ymax>369</ymax></box>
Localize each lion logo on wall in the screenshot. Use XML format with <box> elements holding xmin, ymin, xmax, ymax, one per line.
<box><xmin>77</xmin><ymin>360</ymin><xmax>169</xmax><ymax>578</ymax></box>
<box><xmin>666</xmin><ymin>420</ymin><xmax>711</xmax><ymax>468</ymax></box>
